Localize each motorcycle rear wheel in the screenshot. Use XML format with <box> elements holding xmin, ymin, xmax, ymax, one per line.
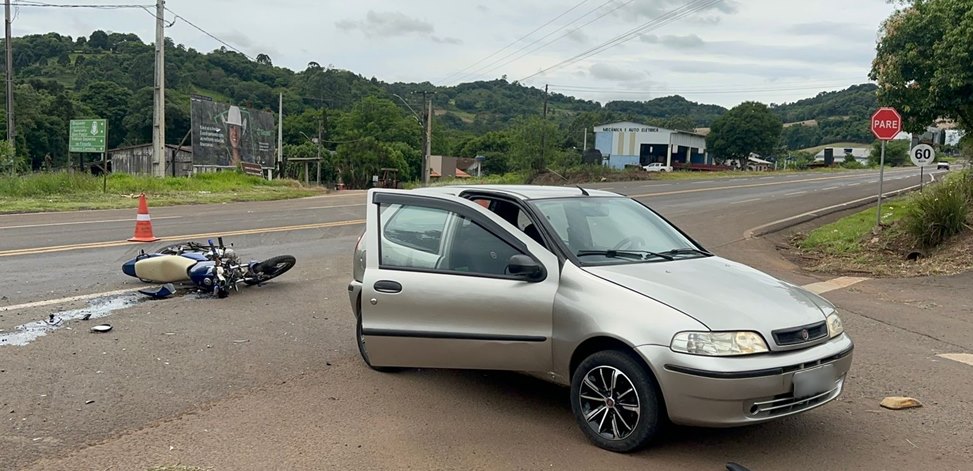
<box><xmin>245</xmin><ymin>255</ymin><xmax>296</xmax><ymax>285</ymax></box>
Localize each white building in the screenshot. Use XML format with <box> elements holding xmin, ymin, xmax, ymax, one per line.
<box><xmin>593</xmin><ymin>121</ymin><xmax>709</xmax><ymax>169</ymax></box>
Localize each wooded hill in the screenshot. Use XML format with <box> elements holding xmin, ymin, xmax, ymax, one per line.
<box><xmin>2</xmin><ymin>30</ymin><xmax>879</xmax><ymax>172</ymax></box>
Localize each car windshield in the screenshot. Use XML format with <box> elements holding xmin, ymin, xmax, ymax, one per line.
<box><xmin>530</xmin><ymin>197</ymin><xmax>706</xmax><ymax>265</ymax></box>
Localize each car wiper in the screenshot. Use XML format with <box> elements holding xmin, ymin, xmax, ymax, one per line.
<box><xmin>666</xmin><ymin>248</ymin><xmax>713</xmax><ymax>257</ymax></box>
<box><xmin>577</xmin><ymin>250</ymin><xmax>674</xmax><ymax>261</ymax></box>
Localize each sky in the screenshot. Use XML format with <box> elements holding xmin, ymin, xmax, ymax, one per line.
<box><xmin>13</xmin><ymin>0</ymin><xmax>900</xmax><ymax>108</ymax></box>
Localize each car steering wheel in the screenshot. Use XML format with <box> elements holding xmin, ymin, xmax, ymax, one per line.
<box><xmin>613</xmin><ymin>236</ymin><xmax>646</xmax><ymax>250</ymax></box>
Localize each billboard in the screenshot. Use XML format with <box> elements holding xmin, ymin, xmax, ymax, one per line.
<box><xmin>190</xmin><ymin>97</ymin><xmax>276</xmax><ymax>167</ymax></box>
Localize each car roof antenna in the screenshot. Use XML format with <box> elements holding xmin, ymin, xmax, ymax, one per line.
<box><xmin>576</xmin><ymin>186</ymin><xmax>589</xmax><ymax>196</ymax></box>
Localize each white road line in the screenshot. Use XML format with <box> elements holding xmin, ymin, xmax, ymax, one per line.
<box><xmin>937</xmin><ymin>353</ymin><xmax>973</xmax><ymax>367</ymax></box>
<box><xmin>730</xmin><ymin>198</ymin><xmax>761</xmax><ymax>205</ymax></box>
<box><xmin>785</xmin><ymin>191</ymin><xmax>807</xmax><ymax>196</ymax></box>
<box><xmin>303</xmin><ymin>203</ymin><xmax>366</xmax><ymax>211</ymax></box>
<box><xmin>0</xmin><ymin>216</ymin><xmax>182</xmax><ymax>230</ymax></box>
<box><xmin>801</xmin><ymin>276</ymin><xmax>870</xmax><ymax>295</ymax></box>
<box><xmin>0</xmin><ymin>288</ymin><xmax>144</xmax><ymax>313</ymax></box>
<box><xmin>822</xmin><ymin>186</ymin><xmax>840</xmax><ymax>191</ymax></box>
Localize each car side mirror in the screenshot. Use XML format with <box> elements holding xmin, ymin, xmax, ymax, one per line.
<box><xmin>507</xmin><ymin>254</ymin><xmax>545</xmax><ymax>282</ymax></box>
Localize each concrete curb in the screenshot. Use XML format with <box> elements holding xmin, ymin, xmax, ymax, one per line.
<box><xmin>745</xmin><ymin>177</ymin><xmax>935</xmax><ymax>239</ymax></box>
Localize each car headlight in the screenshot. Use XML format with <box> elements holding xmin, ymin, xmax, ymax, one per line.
<box><xmin>826</xmin><ymin>312</ymin><xmax>844</xmax><ymax>338</ymax></box>
<box><xmin>670</xmin><ymin>331</ymin><xmax>769</xmax><ymax>356</ymax></box>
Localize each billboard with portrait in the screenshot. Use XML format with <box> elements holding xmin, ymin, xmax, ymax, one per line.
<box><xmin>190</xmin><ymin>96</ymin><xmax>276</xmax><ymax>167</ymax></box>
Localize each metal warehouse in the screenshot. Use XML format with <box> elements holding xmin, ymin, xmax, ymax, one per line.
<box><xmin>593</xmin><ymin>121</ymin><xmax>709</xmax><ymax>169</ymax></box>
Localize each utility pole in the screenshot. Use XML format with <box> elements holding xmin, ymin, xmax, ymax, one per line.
<box><xmin>4</xmin><ymin>0</ymin><xmax>15</xmax><ymax>150</ymax></box>
<box><xmin>539</xmin><ymin>84</ymin><xmax>549</xmax><ymax>173</ymax></box>
<box><xmin>424</xmin><ymin>93</ymin><xmax>432</xmax><ymax>185</ymax></box>
<box><xmin>152</xmin><ymin>0</ymin><xmax>166</xmax><ymax>177</ymax></box>
<box><xmin>316</xmin><ymin>115</ymin><xmax>322</xmax><ymax>186</ymax></box>
<box><xmin>276</xmin><ymin>92</ymin><xmax>283</xmax><ymax>179</ymax></box>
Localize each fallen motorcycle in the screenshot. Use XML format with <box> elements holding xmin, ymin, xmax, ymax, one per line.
<box><xmin>121</xmin><ymin>238</ymin><xmax>295</xmax><ymax>298</ymax></box>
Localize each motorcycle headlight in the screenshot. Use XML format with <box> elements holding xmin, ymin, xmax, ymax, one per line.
<box><xmin>670</xmin><ymin>331</ymin><xmax>769</xmax><ymax>356</ymax></box>
<box><xmin>827</xmin><ymin>312</ymin><xmax>844</xmax><ymax>338</ymax></box>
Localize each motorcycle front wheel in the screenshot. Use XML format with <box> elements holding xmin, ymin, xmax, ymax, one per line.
<box><xmin>245</xmin><ymin>255</ymin><xmax>296</xmax><ymax>285</ymax></box>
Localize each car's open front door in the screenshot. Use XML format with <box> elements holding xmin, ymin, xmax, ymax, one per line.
<box><xmin>360</xmin><ymin>189</ymin><xmax>559</xmax><ymax>373</ymax></box>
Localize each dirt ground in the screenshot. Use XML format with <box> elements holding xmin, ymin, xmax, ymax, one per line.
<box><xmin>782</xmin><ymin>226</ymin><xmax>973</xmax><ymax>278</ymax></box>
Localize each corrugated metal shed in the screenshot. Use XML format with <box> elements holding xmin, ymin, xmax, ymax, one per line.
<box><xmin>109</xmin><ymin>144</ymin><xmax>193</xmax><ymax>177</ymax></box>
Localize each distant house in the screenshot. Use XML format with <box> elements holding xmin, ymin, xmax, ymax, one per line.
<box><xmin>108</xmin><ymin>143</ymin><xmax>193</xmax><ymax>177</ymax></box>
<box><xmin>428</xmin><ymin>155</ymin><xmax>473</xmax><ymax>180</ymax></box>
<box><xmin>814</xmin><ymin>147</ymin><xmax>870</xmax><ymax>165</ymax></box>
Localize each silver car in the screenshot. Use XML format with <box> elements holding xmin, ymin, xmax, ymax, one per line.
<box><xmin>348</xmin><ymin>185</ymin><xmax>852</xmax><ymax>452</ymax></box>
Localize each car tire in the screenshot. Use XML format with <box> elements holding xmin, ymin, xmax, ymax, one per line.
<box><xmin>570</xmin><ymin>350</ymin><xmax>661</xmax><ymax>452</ymax></box>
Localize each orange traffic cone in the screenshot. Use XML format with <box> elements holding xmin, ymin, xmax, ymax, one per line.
<box><xmin>128</xmin><ymin>193</ymin><xmax>160</xmax><ymax>242</ymax></box>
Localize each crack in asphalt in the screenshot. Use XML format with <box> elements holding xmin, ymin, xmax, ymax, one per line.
<box><xmin>842</xmin><ymin>306</ymin><xmax>970</xmax><ymax>351</ymax></box>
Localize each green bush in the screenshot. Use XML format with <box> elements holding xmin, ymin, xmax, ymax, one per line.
<box><xmin>904</xmin><ymin>178</ymin><xmax>969</xmax><ymax>248</ymax></box>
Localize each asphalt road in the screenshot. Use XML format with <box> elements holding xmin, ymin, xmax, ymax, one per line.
<box><xmin>3</xmin><ymin>167</ymin><xmax>971</xmax><ymax>470</ymax></box>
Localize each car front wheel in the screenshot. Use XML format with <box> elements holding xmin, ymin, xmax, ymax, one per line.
<box><xmin>570</xmin><ymin>350</ymin><xmax>661</xmax><ymax>452</ymax></box>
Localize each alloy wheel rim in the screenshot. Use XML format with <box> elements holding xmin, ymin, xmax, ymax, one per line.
<box><xmin>578</xmin><ymin>366</ymin><xmax>640</xmax><ymax>441</ymax></box>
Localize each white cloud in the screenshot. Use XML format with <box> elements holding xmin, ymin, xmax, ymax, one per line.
<box><xmin>336</xmin><ymin>11</ymin><xmax>434</xmax><ymax>37</ymax></box>
<box><xmin>589</xmin><ymin>63</ymin><xmax>646</xmax><ymax>82</ymax></box>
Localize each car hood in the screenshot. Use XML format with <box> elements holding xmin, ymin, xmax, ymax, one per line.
<box><xmin>583</xmin><ymin>256</ymin><xmax>831</xmax><ymax>332</ymax></box>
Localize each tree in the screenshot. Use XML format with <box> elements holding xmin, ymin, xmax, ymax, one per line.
<box><xmin>870</xmin><ymin>0</ymin><xmax>973</xmax><ymax>131</ymax></box>
<box><xmin>870</xmin><ymin>139</ymin><xmax>910</xmax><ymax>167</ymax></box>
<box><xmin>88</xmin><ymin>30</ymin><xmax>109</xmax><ymax>50</ymax></box>
<box><xmin>507</xmin><ymin>116</ymin><xmax>559</xmax><ymax>174</ymax></box>
<box><xmin>80</xmin><ymin>81</ymin><xmax>133</xmax><ymax>148</ymax></box>
<box><xmin>256</xmin><ymin>54</ymin><xmax>272</xmax><ymax>66</ymax></box>
<box><xmin>706</xmin><ymin>101</ymin><xmax>782</xmax><ymax>164</ymax></box>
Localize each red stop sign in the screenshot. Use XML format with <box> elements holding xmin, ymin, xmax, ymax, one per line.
<box><xmin>871</xmin><ymin>107</ymin><xmax>902</xmax><ymax>140</ymax></box>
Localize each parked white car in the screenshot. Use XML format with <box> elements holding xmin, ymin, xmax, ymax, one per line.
<box><xmin>643</xmin><ymin>162</ymin><xmax>673</xmax><ymax>172</ymax></box>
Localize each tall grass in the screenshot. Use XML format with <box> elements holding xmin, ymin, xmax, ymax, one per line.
<box><xmin>0</xmin><ymin>171</ymin><xmax>294</xmax><ymax>197</ymax></box>
<box><xmin>903</xmin><ymin>172</ymin><xmax>970</xmax><ymax>249</ymax></box>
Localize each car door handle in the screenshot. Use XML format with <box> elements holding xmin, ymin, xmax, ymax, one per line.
<box><xmin>374</xmin><ymin>280</ymin><xmax>402</xmax><ymax>293</ymax></box>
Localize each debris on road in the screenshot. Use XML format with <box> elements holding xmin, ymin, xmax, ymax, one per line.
<box><xmin>90</xmin><ymin>324</ymin><xmax>113</xmax><ymax>333</ymax></box>
<box><xmin>139</xmin><ymin>283</ymin><xmax>176</xmax><ymax>299</ymax></box>
<box><xmin>880</xmin><ymin>396</ymin><xmax>923</xmax><ymax>410</ymax></box>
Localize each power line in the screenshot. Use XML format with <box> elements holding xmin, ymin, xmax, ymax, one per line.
<box><xmin>452</xmin><ymin>0</ymin><xmax>631</xmax><ymax>84</ymax></box>
<box><xmin>16</xmin><ymin>1</ymin><xmax>151</xmax><ymax>8</ymax></box>
<box><xmin>162</xmin><ymin>6</ymin><xmax>253</xmax><ymax>60</ymax></box>
<box><xmin>439</xmin><ymin>0</ymin><xmax>591</xmax><ymax>83</ymax></box>
<box><xmin>519</xmin><ymin>0</ymin><xmax>724</xmax><ymax>83</ymax></box>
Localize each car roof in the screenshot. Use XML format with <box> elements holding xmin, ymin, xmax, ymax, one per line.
<box><xmin>413</xmin><ymin>184</ymin><xmax>621</xmax><ymax>200</ymax></box>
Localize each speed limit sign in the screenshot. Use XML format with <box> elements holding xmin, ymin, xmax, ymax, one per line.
<box><xmin>910</xmin><ymin>144</ymin><xmax>935</xmax><ymax>167</ymax></box>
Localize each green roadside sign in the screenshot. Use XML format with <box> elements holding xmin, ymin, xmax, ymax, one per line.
<box><xmin>69</xmin><ymin>119</ymin><xmax>107</xmax><ymax>153</ymax></box>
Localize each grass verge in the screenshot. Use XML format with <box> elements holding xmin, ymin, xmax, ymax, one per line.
<box><xmin>0</xmin><ymin>171</ymin><xmax>324</xmax><ymax>214</ymax></box>
<box><xmin>790</xmin><ymin>170</ymin><xmax>973</xmax><ymax>277</ymax></box>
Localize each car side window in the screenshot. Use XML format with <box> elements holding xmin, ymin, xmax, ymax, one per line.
<box><xmin>441</xmin><ymin>216</ymin><xmax>522</xmax><ymax>277</ymax></box>
<box><xmin>379</xmin><ymin>201</ymin><xmax>525</xmax><ymax>278</ymax></box>
<box><xmin>380</xmin><ymin>204</ymin><xmax>449</xmax><ymax>269</ymax></box>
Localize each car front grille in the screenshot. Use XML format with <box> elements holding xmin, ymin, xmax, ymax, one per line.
<box><xmin>748</xmin><ymin>378</ymin><xmax>843</xmax><ymax>418</ymax></box>
<box><xmin>772</xmin><ymin>321</ymin><xmax>828</xmax><ymax>346</ymax></box>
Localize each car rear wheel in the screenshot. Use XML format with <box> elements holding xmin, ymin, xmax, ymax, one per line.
<box><xmin>570</xmin><ymin>350</ymin><xmax>661</xmax><ymax>452</ymax></box>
